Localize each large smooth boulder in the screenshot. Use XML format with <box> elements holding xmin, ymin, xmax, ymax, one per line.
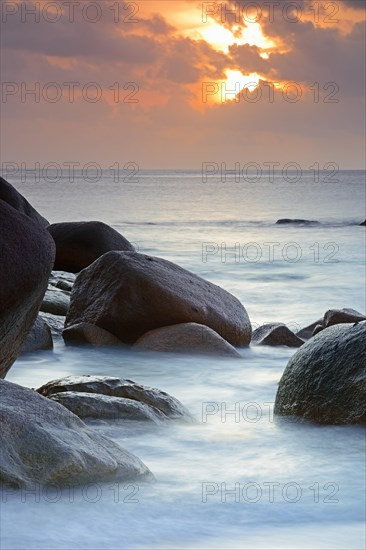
<box><xmin>251</xmin><ymin>323</ymin><xmax>304</xmax><ymax>347</ymax></box>
<box><xmin>0</xmin><ymin>176</ymin><xmax>49</xmax><ymax>226</ymax></box>
<box><xmin>133</xmin><ymin>323</ymin><xmax>242</xmax><ymax>357</ymax></box>
<box><xmin>20</xmin><ymin>316</ymin><xmax>53</xmax><ymax>354</ymax></box>
<box><xmin>48</xmin><ymin>221</ymin><xmax>135</xmax><ymax>273</ymax></box>
<box><xmin>63</xmin><ymin>323</ymin><xmax>123</xmax><ymax>347</ymax></box>
<box><xmin>49</xmin><ymin>392</ymin><xmax>167</xmax><ymax>422</ymax></box>
<box><xmin>274</xmin><ymin>322</ymin><xmax>366</xmax><ymax>424</ymax></box>
<box><xmin>0</xmin><ymin>380</ymin><xmax>153</xmax><ymax>488</ymax></box>
<box><xmin>65</xmin><ymin>252</ymin><xmax>252</xmax><ymax>346</ymax></box>
<box><xmin>0</xmin><ymin>200</ymin><xmax>55</xmax><ymax>378</ymax></box>
<box><xmin>37</xmin><ymin>375</ymin><xmax>191</xmax><ymax>419</ymax></box>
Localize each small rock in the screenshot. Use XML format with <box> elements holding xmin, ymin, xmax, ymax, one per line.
<box><xmin>40</xmin><ymin>288</ymin><xmax>70</xmax><ymax>316</ymax></box>
<box><xmin>134</xmin><ymin>323</ymin><xmax>242</xmax><ymax>357</ymax></box>
<box><xmin>296</xmin><ymin>319</ymin><xmax>323</xmax><ymax>341</ymax></box>
<box><xmin>21</xmin><ymin>316</ymin><xmax>53</xmax><ymax>354</ymax></box>
<box><xmin>359</xmin><ymin>220</ymin><xmax>366</xmax><ymax>226</ymax></box>
<box><xmin>276</xmin><ymin>218</ymin><xmax>319</xmax><ymax>225</ymax></box>
<box><xmin>37</xmin><ymin>375</ymin><xmax>191</xmax><ymax>419</ymax></box>
<box><xmin>49</xmin><ymin>392</ymin><xmax>166</xmax><ymax>422</ymax></box>
<box><xmin>251</xmin><ymin>323</ymin><xmax>304</xmax><ymax>347</ymax></box>
<box><xmin>48</xmin><ymin>221</ymin><xmax>135</xmax><ymax>273</ymax></box>
<box><xmin>39</xmin><ymin>312</ymin><xmax>65</xmax><ymax>340</ymax></box>
<box><xmin>0</xmin><ymin>379</ymin><xmax>153</xmax><ymax>488</ymax></box>
<box><xmin>323</xmin><ymin>308</ymin><xmax>366</xmax><ymax>328</ymax></box>
<box><xmin>274</xmin><ymin>322</ymin><xmax>366</xmax><ymax>424</ymax></box>
<box><xmin>312</xmin><ymin>324</ymin><xmax>324</xmax><ymax>336</ymax></box>
<box><xmin>63</xmin><ymin>323</ymin><xmax>123</xmax><ymax>347</ymax></box>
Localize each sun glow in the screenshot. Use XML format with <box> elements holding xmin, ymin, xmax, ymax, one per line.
<box><xmin>197</xmin><ymin>20</ymin><xmax>275</xmax><ymax>53</ymax></box>
<box><xmin>224</xmin><ymin>70</ymin><xmax>260</xmax><ymax>92</ymax></box>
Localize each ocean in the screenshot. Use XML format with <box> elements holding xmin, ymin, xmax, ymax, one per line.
<box><xmin>1</xmin><ymin>169</ymin><xmax>365</xmax><ymax>549</ymax></box>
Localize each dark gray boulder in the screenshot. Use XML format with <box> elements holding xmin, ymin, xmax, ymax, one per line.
<box><xmin>133</xmin><ymin>323</ymin><xmax>242</xmax><ymax>357</ymax></box>
<box><xmin>39</xmin><ymin>312</ymin><xmax>65</xmax><ymax>340</ymax></box>
<box><xmin>49</xmin><ymin>392</ymin><xmax>167</xmax><ymax>422</ymax></box>
<box><xmin>274</xmin><ymin>322</ymin><xmax>366</xmax><ymax>424</ymax></box>
<box><xmin>0</xmin><ymin>200</ymin><xmax>55</xmax><ymax>378</ymax></box>
<box><xmin>40</xmin><ymin>287</ymin><xmax>70</xmax><ymax>316</ymax></box>
<box><xmin>296</xmin><ymin>319</ymin><xmax>323</xmax><ymax>341</ymax></box>
<box><xmin>0</xmin><ymin>379</ymin><xmax>153</xmax><ymax>488</ymax></box>
<box><xmin>359</xmin><ymin>220</ymin><xmax>366</xmax><ymax>226</ymax></box>
<box><xmin>0</xmin><ymin>176</ymin><xmax>49</xmax><ymax>226</ymax></box>
<box><xmin>48</xmin><ymin>221</ymin><xmax>135</xmax><ymax>273</ymax></box>
<box><xmin>65</xmin><ymin>251</ymin><xmax>252</xmax><ymax>346</ymax></box>
<box><xmin>251</xmin><ymin>323</ymin><xmax>304</xmax><ymax>347</ymax></box>
<box><xmin>323</xmin><ymin>308</ymin><xmax>366</xmax><ymax>328</ymax></box>
<box><xmin>37</xmin><ymin>375</ymin><xmax>191</xmax><ymax>419</ymax></box>
<box><xmin>21</xmin><ymin>316</ymin><xmax>53</xmax><ymax>354</ymax></box>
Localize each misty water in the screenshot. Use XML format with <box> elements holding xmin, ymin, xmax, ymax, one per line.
<box><xmin>1</xmin><ymin>170</ymin><xmax>365</xmax><ymax>549</ymax></box>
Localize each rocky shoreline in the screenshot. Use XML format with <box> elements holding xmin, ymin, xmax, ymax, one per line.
<box><xmin>1</xmin><ymin>176</ymin><xmax>365</xmax><ymax>489</ymax></box>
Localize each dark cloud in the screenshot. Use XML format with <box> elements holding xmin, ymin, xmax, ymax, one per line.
<box><xmin>343</xmin><ymin>0</ymin><xmax>366</xmax><ymax>9</ymax></box>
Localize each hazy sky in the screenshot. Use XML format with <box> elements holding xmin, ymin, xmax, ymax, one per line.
<box><xmin>1</xmin><ymin>0</ymin><xmax>365</xmax><ymax>169</ymax></box>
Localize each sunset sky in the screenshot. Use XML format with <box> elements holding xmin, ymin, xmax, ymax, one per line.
<box><xmin>1</xmin><ymin>0</ymin><xmax>365</xmax><ymax>169</ymax></box>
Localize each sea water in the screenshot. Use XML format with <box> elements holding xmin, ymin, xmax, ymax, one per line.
<box><xmin>1</xmin><ymin>170</ymin><xmax>365</xmax><ymax>549</ymax></box>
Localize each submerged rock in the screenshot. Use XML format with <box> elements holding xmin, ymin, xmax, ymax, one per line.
<box><xmin>49</xmin><ymin>392</ymin><xmax>166</xmax><ymax>422</ymax></box>
<box><xmin>251</xmin><ymin>323</ymin><xmax>304</xmax><ymax>347</ymax></box>
<box><xmin>134</xmin><ymin>323</ymin><xmax>242</xmax><ymax>357</ymax></box>
<box><xmin>0</xmin><ymin>379</ymin><xmax>153</xmax><ymax>488</ymax></box>
<box><xmin>63</xmin><ymin>323</ymin><xmax>123</xmax><ymax>347</ymax></box>
<box><xmin>274</xmin><ymin>322</ymin><xmax>366</xmax><ymax>424</ymax></box>
<box><xmin>0</xmin><ymin>176</ymin><xmax>49</xmax><ymax>226</ymax></box>
<box><xmin>21</xmin><ymin>316</ymin><xmax>53</xmax><ymax>354</ymax></box>
<box><xmin>276</xmin><ymin>218</ymin><xmax>319</xmax><ymax>225</ymax></box>
<box><xmin>65</xmin><ymin>251</ymin><xmax>252</xmax><ymax>346</ymax></box>
<box><xmin>0</xmin><ymin>201</ymin><xmax>55</xmax><ymax>378</ymax></box>
<box><xmin>48</xmin><ymin>221</ymin><xmax>135</xmax><ymax>273</ymax></box>
<box><xmin>37</xmin><ymin>375</ymin><xmax>191</xmax><ymax>419</ymax></box>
